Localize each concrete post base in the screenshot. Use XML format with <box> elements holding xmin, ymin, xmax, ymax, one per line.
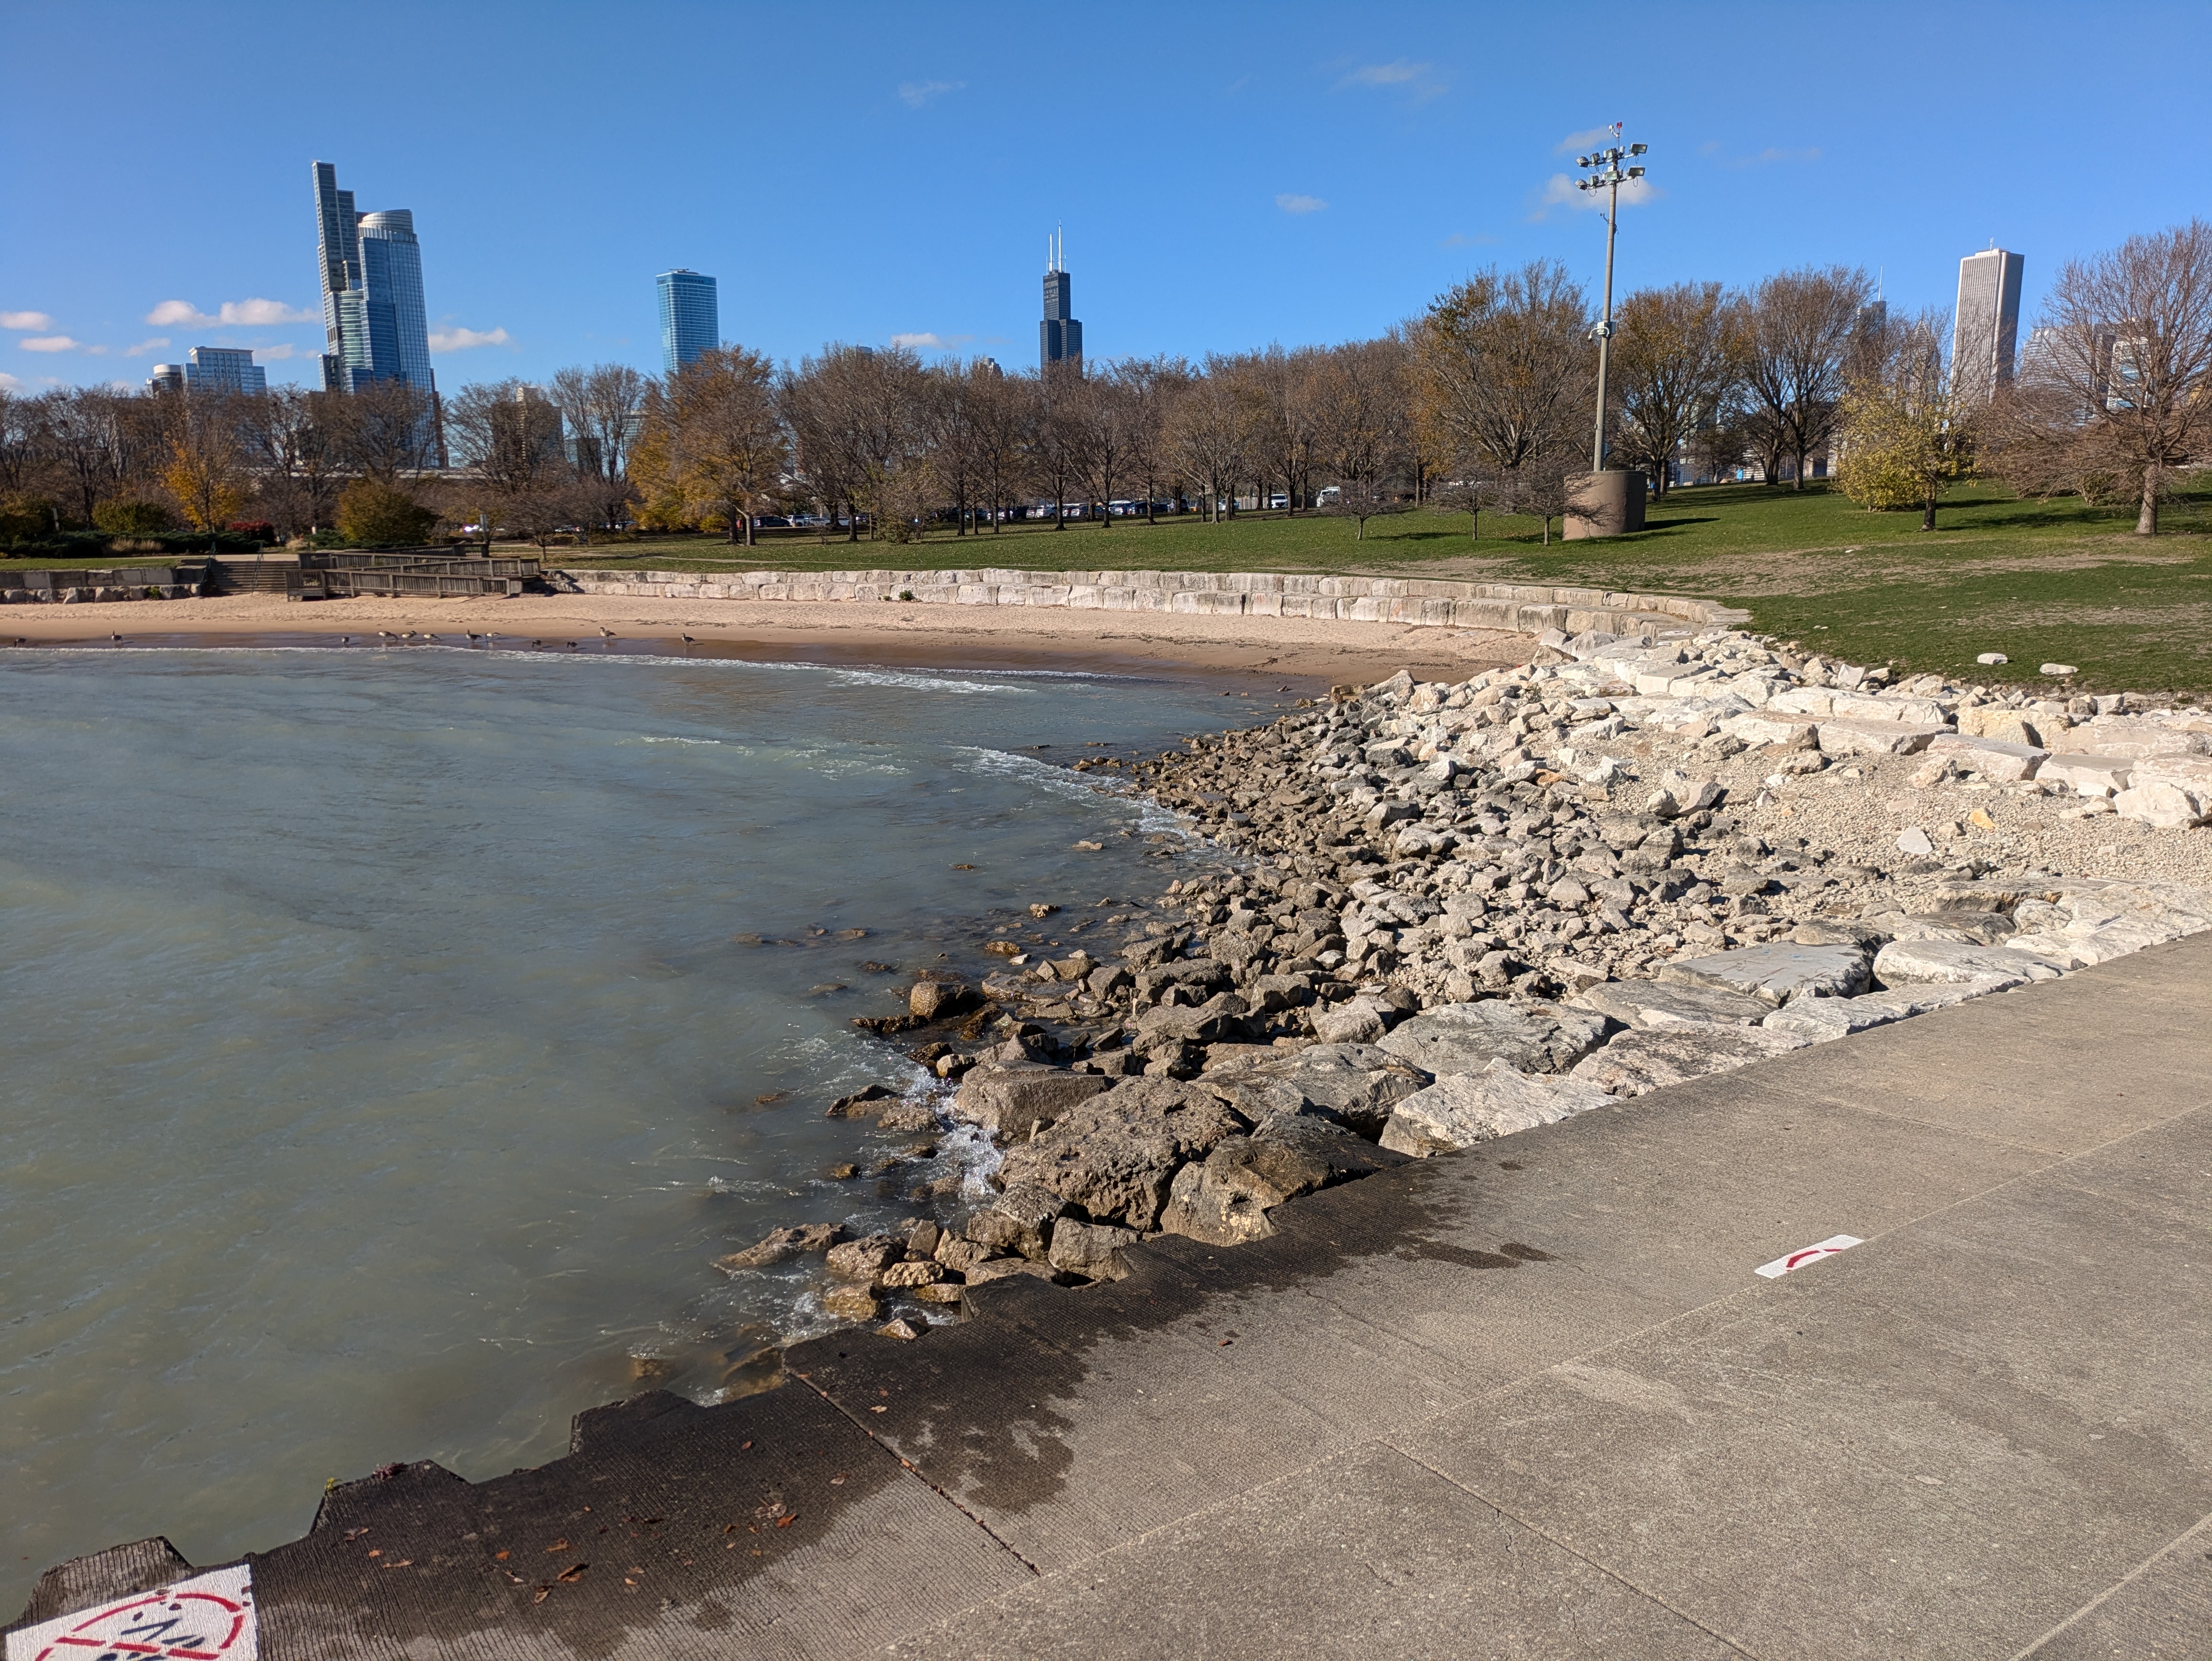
<box><xmin>1565</xmin><ymin>470</ymin><xmax>1647</xmax><ymax>539</ymax></box>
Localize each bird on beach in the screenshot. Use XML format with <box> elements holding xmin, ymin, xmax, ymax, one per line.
<box><xmin>566</xmin><ymin>640</ymin><xmax>578</xmax><ymax>649</ymax></box>
<box><xmin>377</xmin><ymin>631</ymin><xmax>396</xmax><ymax>643</ymax></box>
<box><xmin>598</xmin><ymin>626</ymin><xmax>615</xmax><ymax>638</ymax></box>
<box><xmin>110</xmin><ymin>633</ymin><xmax>123</xmax><ymax>642</ymax></box>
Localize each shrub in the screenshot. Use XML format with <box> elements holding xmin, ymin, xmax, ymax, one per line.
<box><xmin>92</xmin><ymin>499</ymin><xmax>177</xmax><ymax>536</ymax></box>
<box><xmin>335</xmin><ymin>480</ymin><xmax>440</xmax><ymax>547</ymax></box>
<box><xmin>0</xmin><ymin>494</ymin><xmax>59</xmax><ymax>543</ymax></box>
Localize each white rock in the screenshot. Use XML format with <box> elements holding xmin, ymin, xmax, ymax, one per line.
<box><xmin>1569</xmin><ymin>1025</ymin><xmax>1813</xmax><ymax>1096</ymax></box>
<box><xmin>1816</xmin><ymin>718</ymin><xmax>1947</xmax><ymax>757</ymax></box>
<box><xmin>1896</xmin><ymin>826</ymin><xmax>1935</xmax><ymax>855</ymax></box>
<box><xmin>1927</xmin><ymin>732</ymin><xmax>2047</xmax><ymax>783</ymax></box>
<box><xmin>1855</xmin><ymin>975</ymin><xmax>2022</xmax><ymax>1016</ymax></box>
<box><xmin>1873</xmin><ymin>939</ymin><xmax>2067</xmax><ymax>986</ymax></box>
<box><xmin>1976</xmin><ymin>653</ymin><xmax>2009</xmax><ymax>665</ymax></box>
<box><xmin>1656</xmin><ymin>941</ymin><xmax>1872</xmax><ymax>1005</ymax></box>
<box><xmin>1571</xmin><ymin>979</ymin><xmax>1774</xmax><ymax>1030</ymax></box>
<box><xmin>2039</xmin><ymin>663</ymin><xmax>2078</xmax><ymax>676</ymax></box>
<box><xmin>1378</xmin><ymin>999</ymin><xmax>1614</xmax><ymax>1077</ymax></box>
<box><xmin>2037</xmin><ymin>754</ymin><xmax>2133</xmax><ymax>797</ymax></box>
<box><xmin>1379</xmin><ymin>1059</ymin><xmax>1615</xmax><ymax>1156</ymax></box>
<box><xmin>2113</xmin><ymin>782</ymin><xmax>2206</xmax><ymax>830</ymax></box>
<box><xmin>1760</xmin><ymin>998</ymin><xmax>1904</xmax><ymax>1042</ymax></box>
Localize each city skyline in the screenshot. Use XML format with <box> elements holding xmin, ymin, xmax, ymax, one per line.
<box><xmin>4</xmin><ymin>3</ymin><xmax>2208</xmax><ymax>395</ymax></box>
<box><xmin>313</xmin><ymin>162</ymin><xmax>436</xmax><ymax>399</ymax></box>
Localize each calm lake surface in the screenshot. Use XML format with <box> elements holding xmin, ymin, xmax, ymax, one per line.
<box><xmin>0</xmin><ymin>644</ymin><xmax>1239</xmax><ymax>1605</ymax></box>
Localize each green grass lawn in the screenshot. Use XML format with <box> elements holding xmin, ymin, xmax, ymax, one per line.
<box><xmin>553</xmin><ymin>479</ymin><xmax>2212</xmax><ymax>699</ymax></box>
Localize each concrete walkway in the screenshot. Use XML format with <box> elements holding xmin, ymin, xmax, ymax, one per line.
<box><xmin>13</xmin><ymin>934</ymin><xmax>2211</xmax><ymax>1659</ymax></box>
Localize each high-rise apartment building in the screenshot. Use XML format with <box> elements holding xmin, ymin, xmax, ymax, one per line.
<box><xmin>312</xmin><ymin>161</ymin><xmax>437</xmax><ymax>403</ymax></box>
<box><xmin>1040</xmin><ymin>228</ymin><xmax>1082</xmax><ymax>371</ymax></box>
<box><xmin>656</xmin><ymin>270</ymin><xmax>719</xmax><ymax>374</ymax></box>
<box><xmin>185</xmin><ymin>347</ymin><xmax>268</xmax><ymax>396</ymax></box>
<box><xmin>1952</xmin><ymin>247</ymin><xmax>2024</xmax><ymax>405</ymax></box>
<box><xmin>146</xmin><ymin>364</ymin><xmax>186</xmax><ymax>394</ymax></box>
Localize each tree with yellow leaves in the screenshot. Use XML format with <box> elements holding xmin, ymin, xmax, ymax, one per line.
<box><xmin>161</xmin><ymin>393</ymin><xmax>250</xmax><ymax>533</ymax></box>
<box><xmin>1835</xmin><ymin>309</ymin><xmax>1974</xmax><ymax>531</ymax></box>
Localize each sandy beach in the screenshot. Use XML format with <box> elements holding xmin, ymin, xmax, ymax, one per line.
<box><xmin>0</xmin><ymin>592</ymin><xmax>1537</xmax><ymax>687</ymax></box>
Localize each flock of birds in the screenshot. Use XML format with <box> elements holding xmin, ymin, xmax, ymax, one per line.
<box><xmin>9</xmin><ymin>623</ymin><xmax>710</xmax><ymax>652</ymax></box>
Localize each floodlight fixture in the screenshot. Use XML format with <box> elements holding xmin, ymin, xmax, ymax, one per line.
<box><xmin>1628</xmin><ymin>166</ymin><xmax>1645</xmax><ymax>177</ymax></box>
<box><xmin>1630</xmin><ymin>143</ymin><xmax>1648</xmax><ymax>155</ymax></box>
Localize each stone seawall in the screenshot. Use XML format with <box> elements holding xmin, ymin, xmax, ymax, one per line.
<box><xmin>547</xmin><ymin>565</ymin><xmax>1749</xmax><ymax>639</ymax></box>
<box><xmin>0</xmin><ymin>566</ymin><xmax>204</xmax><ymax>604</ymax></box>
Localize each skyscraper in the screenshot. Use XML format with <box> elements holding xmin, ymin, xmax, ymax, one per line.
<box><xmin>185</xmin><ymin>347</ymin><xmax>268</xmax><ymax>396</ymax></box>
<box><xmin>1952</xmin><ymin>247</ymin><xmax>2024</xmax><ymax>405</ymax></box>
<box><xmin>312</xmin><ymin>161</ymin><xmax>436</xmax><ymax>402</ymax></box>
<box><xmin>657</xmin><ymin>270</ymin><xmax>718</xmax><ymax>374</ymax></box>
<box><xmin>1040</xmin><ymin>228</ymin><xmax>1082</xmax><ymax>372</ymax></box>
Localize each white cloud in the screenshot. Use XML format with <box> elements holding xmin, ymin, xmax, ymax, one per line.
<box><xmin>0</xmin><ymin>371</ymin><xmax>28</xmax><ymax>391</ymax></box>
<box><xmin>1556</xmin><ymin>125</ymin><xmax>1616</xmax><ymax>155</ymax></box>
<box><xmin>145</xmin><ymin>297</ymin><xmax>317</xmax><ymax>328</ymax></box>
<box><xmin>897</xmin><ymin>78</ymin><xmax>965</xmax><ymax>109</ymax></box>
<box><xmin>258</xmin><ymin>343</ymin><xmax>299</xmax><ymax>361</ymax></box>
<box><xmin>122</xmin><ymin>337</ymin><xmax>169</xmax><ymax>357</ymax></box>
<box><xmin>1277</xmin><ymin>193</ymin><xmax>1328</xmax><ymax>215</ymax></box>
<box><xmin>20</xmin><ymin>335</ymin><xmax>80</xmax><ymax>353</ymax></box>
<box><xmin>1349</xmin><ymin>60</ymin><xmax>1425</xmax><ymax>85</ymax></box>
<box><xmin>428</xmin><ymin>325</ymin><xmax>511</xmax><ymax>353</ymax></box>
<box><xmin>889</xmin><ymin>331</ymin><xmax>976</xmax><ymax>351</ymax></box>
<box><xmin>1</xmin><ymin>310</ymin><xmax>55</xmax><ymax>331</ymax></box>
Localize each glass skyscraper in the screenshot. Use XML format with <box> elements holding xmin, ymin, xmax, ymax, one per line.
<box><xmin>1040</xmin><ymin>228</ymin><xmax>1082</xmax><ymax>371</ymax></box>
<box><xmin>185</xmin><ymin>347</ymin><xmax>267</xmax><ymax>395</ymax></box>
<box><xmin>312</xmin><ymin>162</ymin><xmax>437</xmax><ymax>403</ymax></box>
<box><xmin>657</xmin><ymin>270</ymin><xmax>719</xmax><ymax>374</ymax></box>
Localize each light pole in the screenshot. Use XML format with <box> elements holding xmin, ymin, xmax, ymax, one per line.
<box><xmin>1575</xmin><ymin>129</ymin><xmax>1648</xmax><ymax>473</ymax></box>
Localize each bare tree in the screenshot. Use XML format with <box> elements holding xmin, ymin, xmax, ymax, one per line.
<box><xmin>966</xmin><ymin>365</ymin><xmax>1036</xmax><ymax>534</ymax></box>
<box><xmin>1066</xmin><ymin>368</ymin><xmax>1135</xmax><ymax>527</ymax></box>
<box><xmin>333</xmin><ymin>377</ymin><xmax>442</xmax><ymax>483</ymax></box>
<box><xmin>37</xmin><ymin>388</ymin><xmax>128</xmax><ymax>528</ymax></box>
<box><xmin>1167</xmin><ymin>363</ymin><xmax>1250</xmax><ymax>523</ymax></box>
<box><xmin>921</xmin><ymin>361</ymin><xmax>995</xmax><ymax>535</ymax></box>
<box><xmin>783</xmin><ymin>344</ymin><xmax>925</xmax><ymax>539</ymax></box>
<box><xmin>0</xmin><ymin>388</ymin><xmax>37</xmax><ymax>499</ymax></box>
<box><xmin>159</xmin><ymin>391</ymin><xmax>253</xmax><ymax>535</ymax></box>
<box><xmin>1608</xmin><ymin>281</ymin><xmax>1742</xmax><ymax>498</ymax></box>
<box><xmin>1116</xmin><ymin>355</ymin><xmax>1193</xmax><ymax>524</ymax></box>
<box><xmin>246</xmin><ymin>388</ymin><xmax>344</xmax><ymax>537</ymax></box>
<box><xmin>1315</xmin><ymin>338</ymin><xmax>1415</xmax><ymax>540</ymax></box>
<box><xmin>549</xmin><ymin>363</ymin><xmax>648</xmax><ymax>533</ymax></box>
<box><xmin>444</xmin><ymin>380</ymin><xmax>578</xmax><ymax>549</ymax></box>
<box><xmin>1739</xmin><ymin>265</ymin><xmax>1872</xmax><ymax>488</ymax></box>
<box><xmin>1986</xmin><ymin>220</ymin><xmax>2212</xmax><ymax>534</ymax></box>
<box><xmin>1026</xmin><ymin>361</ymin><xmax>1087</xmax><ymax>529</ymax></box>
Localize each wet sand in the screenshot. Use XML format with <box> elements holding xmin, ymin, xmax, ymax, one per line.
<box><xmin>0</xmin><ymin>593</ymin><xmax>1536</xmax><ymax>687</ymax></box>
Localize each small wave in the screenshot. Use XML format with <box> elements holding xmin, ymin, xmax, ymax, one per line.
<box><xmin>641</xmin><ymin>735</ymin><xmax>723</xmax><ymax>745</ymax></box>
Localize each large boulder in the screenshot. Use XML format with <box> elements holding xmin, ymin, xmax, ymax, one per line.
<box><xmin>1569</xmin><ymin>1025</ymin><xmax>1812</xmax><ymax>1096</ymax></box>
<box><xmin>1571</xmin><ymin>979</ymin><xmax>1771</xmax><ymax>1030</ymax></box>
<box><xmin>1873</xmin><ymin>938</ymin><xmax>2065</xmax><ymax>986</ymax></box>
<box><xmin>1158</xmin><ymin>1116</ymin><xmax>1406</xmax><ymax>1246</ymax></box>
<box><xmin>963</xmin><ymin>1182</ymin><xmax>1067</xmax><ymax>1262</ymax></box>
<box><xmin>1310</xmin><ymin>994</ymin><xmax>1397</xmax><ymax>1044</ymax></box>
<box><xmin>1379</xmin><ymin>999</ymin><xmax>1613</xmax><ymax>1077</ymax></box>
<box><xmin>1656</xmin><ymin>941</ymin><xmax>1871</xmax><ymax>1006</ymax></box>
<box><xmin>995</xmin><ymin>1077</ymin><xmax>1249</xmax><ymax>1230</ymax></box>
<box><xmin>1759</xmin><ymin>997</ymin><xmax>1904</xmax><ymax>1043</ymax></box>
<box><xmin>717</xmin><ymin>1223</ymin><xmax>846</xmax><ymax>1273</ymax></box>
<box><xmin>952</xmin><ymin>1063</ymin><xmax>1112</xmax><ymax>1138</ymax></box>
<box><xmin>1046</xmin><ymin>1218</ymin><xmax>1140</xmax><ymax>1281</ymax></box>
<box><xmin>1134</xmin><ymin>990</ymin><xmax>1254</xmax><ymax>1050</ymax></box>
<box><xmin>1205</xmin><ymin>1042</ymin><xmax>1432</xmax><ymax>1138</ymax></box>
<box><xmin>1379</xmin><ymin>1060</ymin><xmax>1615</xmax><ymax>1156</ymax></box>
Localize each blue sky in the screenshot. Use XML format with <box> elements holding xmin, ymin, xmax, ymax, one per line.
<box><xmin>5</xmin><ymin>0</ymin><xmax>2209</xmax><ymax>393</ymax></box>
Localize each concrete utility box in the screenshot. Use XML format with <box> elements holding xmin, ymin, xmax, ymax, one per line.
<box><xmin>1565</xmin><ymin>469</ymin><xmax>1647</xmax><ymax>539</ymax></box>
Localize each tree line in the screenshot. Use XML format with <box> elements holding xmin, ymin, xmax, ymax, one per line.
<box><xmin>4</xmin><ymin>218</ymin><xmax>2203</xmax><ymax>550</ymax></box>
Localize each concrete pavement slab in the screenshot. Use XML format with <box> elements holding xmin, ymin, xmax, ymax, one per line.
<box><xmin>877</xmin><ymin>1441</ymin><xmax>1744</xmax><ymax>1661</ymax></box>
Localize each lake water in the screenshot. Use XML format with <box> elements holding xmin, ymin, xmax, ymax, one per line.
<box><xmin>0</xmin><ymin>643</ymin><xmax>1241</xmax><ymax>1607</ymax></box>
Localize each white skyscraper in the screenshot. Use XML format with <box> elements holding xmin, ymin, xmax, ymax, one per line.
<box><xmin>1952</xmin><ymin>247</ymin><xmax>2024</xmax><ymax>405</ymax></box>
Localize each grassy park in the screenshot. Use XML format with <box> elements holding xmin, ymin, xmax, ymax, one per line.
<box><xmin>557</xmin><ymin>478</ymin><xmax>2212</xmax><ymax>699</ymax></box>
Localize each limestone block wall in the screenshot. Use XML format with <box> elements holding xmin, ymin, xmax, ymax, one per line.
<box><xmin>547</xmin><ymin>565</ymin><xmax>1748</xmax><ymax>639</ymax></box>
<box><xmin>0</xmin><ymin>567</ymin><xmax>204</xmax><ymax>604</ymax></box>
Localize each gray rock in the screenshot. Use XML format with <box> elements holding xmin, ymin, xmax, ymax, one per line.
<box><xmin>1760</xmin><ymin>997</ymin><xmax>1903</xmax><ymax>1043</ymax></box>
<box><xmin>1655</xmin><ymin>941</ymin><xmax>1872</xmax><ymax>1005</ymax></box>
<box><xmin>951</xmin><ymin>1063</ymin><xmax>1112</xmax><ymax>1138</ymax></box>
<box><xmin>1206</xmin><ymin>1041</ymin><xmax>1432</xmax><ymax>1138</ymax></box>
<box><xmin>1310</xmin><ymin>994</ymin><xmax>1395</xmax><ymax>1044</ymax></box>
<box><xmin>1379</xmin><ymin>1059</ymin><xmax>1615</xmax><ymax>1156</ymax></box>
<box><xmin>995</xmin><ymin>1077</ymin><xmax>1249</xmax><ymax>1230</ymax></box>
<box><xmin>963</xmin><ymin>1256</ymin><xmax>1062</xmax><ymax>1285</ymax></box>
<box><xmin>1159</xmin><ymin>1159</ymin><xmax>1279</xmax><ymax>1246</ymax></box>
<box><xmin>963</xmin><ymin>1183</ymin><xmax>1067</xmax><ymax>1262</ymax></box>
<box><xmin>907</xmin><ymin>978</ymin><xmax>971</xmax><ymax>1020</ymax></box>
<box><xmin>1569</xmin><ymin>1025</ymin><xmax>1813</xmax><ymax>1096</ymax></box>
<box><xmin>1378</xmin><ymin>999</ymin><xmax>1614</xmax><ymax>1076</ymax></box>
<box><xmin>1046</xmin><ymin>1218</ymin><xmax>1140</xmax><ymax>1281</ymax></box>
<box><xmin>1570</xmin><ymin>979</ymin><xmax>1772</xmax><ymax>1030</ymax></box>
<box><xmin>717</xmin><ymin>1222</ymin><xmax>846</xmax><ymax>1272</ymax></box>
<box><xmin>1873</xmin><ymin>938</ymin><xmax>2066</xmax><ymax>986</ymax></box>
<box><xmin>825</xmin><ymin>1233</ymin><xmax>905</xmax><ymax>1281</ymax></box>
<box><xmin>1855</xmin><ymin>974</ymin><xmax>2024</xmax><ymax>1016</ymax></box>
<box><xmin>1134</xmin><ymin>990</ymin><xmax>1253</xmax><ymax>1049</ymax></box>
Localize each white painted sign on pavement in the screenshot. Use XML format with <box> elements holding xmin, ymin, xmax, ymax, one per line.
<box><xmin>6</xmin><ymin>1563</ymin><xmax>254</xmax><ymax>1661</ymax></box>
<box><xmin>1754</xmin><ymin>1234</ymin><xmax>1864</xmax><ymax>1280</ymax></box>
